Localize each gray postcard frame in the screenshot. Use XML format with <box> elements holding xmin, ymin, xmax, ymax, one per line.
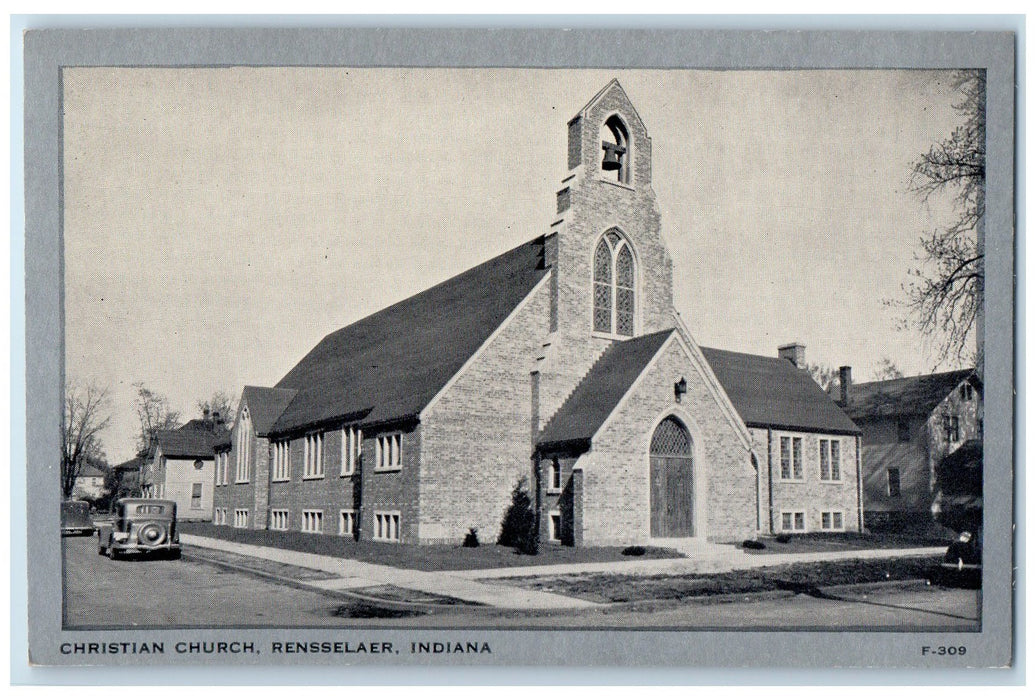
<box><xmin>21</xmin><ymin>25</ymin><xmax>1016</xmax><ymax>674</ymax></box>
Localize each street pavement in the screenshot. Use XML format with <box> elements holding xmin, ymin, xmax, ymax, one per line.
<box><xmin>62</xmin><ymin>534</ymin><xmax>977</xmax><ymax>630</ymax></box>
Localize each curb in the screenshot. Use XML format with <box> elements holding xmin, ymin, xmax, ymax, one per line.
<box><xmin>183</xmin><ymin>549</ymin><xmax>489</xmax><ymax>615</ymax></box>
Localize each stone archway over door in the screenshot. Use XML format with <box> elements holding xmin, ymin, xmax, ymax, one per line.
<box><xmin>650</xmin><ymin>416</ymin><xmax>694</xmax><ymax>537</ymax></box>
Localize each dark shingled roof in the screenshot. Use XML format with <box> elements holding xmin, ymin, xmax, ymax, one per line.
<box><xmin>843</xmin><ymin>369</ymin><xmax>977</xmax><ymax>420</ymax></box>
<box><xmin>701</xmin><ymin>347</ymin><xmax>860</xmax><ymax>435</ymax></box>
<box><xmin>154</xmin><ymin>427</ymin><xmax>225</xmax><ymax>459</ymax></box>
<box><xmin>270</xmin><ymin>235</ymin><xmax>550</xmax><ymax>434</ymax></box>
<box><xmin>241</xmin><ymin>386</ymin><xmax>298</xmax><ymax>436</ymax></box>
<box><xmin>537</xmin><ymin>330</ymin><xmax>675</xmax><ymax>450</ymax></box>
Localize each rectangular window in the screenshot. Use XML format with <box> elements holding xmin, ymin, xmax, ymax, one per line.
<box><xmin>780</xmin><ymin>510</ymin><xmax>806</xmax><ymax>532</ymax></box>
<box><xmin>191</xmin><ymin>483</ymin><xmax>203</xmax><ymax>508</ymax></box>
<box><xmin>376</xmin><ymin>433</ymin><xmax>402</xmax><ymax>471</ymax></box>
<box><xmin>820</xmin><ymin>511</ymin><xmax>845</xmax><ymax>531</ymax></box>
<box><xmin>779</xmin><ymin>436</ymin><xmax>803</xmax><ymax>480</ymax></box>
<box><xmin>270</xmin><ymin>509</ymin><xmax>289</xmax><ymax>531</ymax></box>
<box><xmin>272</xmin><ymin>439</ymin><xmax>290</xmax><ymax>481</ymax></box>
<box><xmin>819</xmin><ymin>439</ymin><xmax>842</xmax><ymax>481</ymax></box>
<box><xmin>897</xmin><ymin>419</ymin><xmax>911</xmax><ymax>443</ymax></box>
<box><xmin>303</xmin><ymin>432</ymin><xmax>324</xmax><ymax>479</ymax></box>
<box><xmin>961</xmin><ymin>384</ymin><xmax>973</xmax><ymax>401</ymax></box>
<box><xmin>233</xmin><ymin>509</ymin><xmax>248</xmax><ymax>528</ymax></box>
<box><xmin>374</xmin><ymin>511</ymin><xmax>401</xmax><ymax>541</ymax></box>
<box><xmin>341</xmin><ymin>427</ymin><xmax>362</xmax><ymax>476</ymax></box>
<box><xmin>302</xmin><ymin>509</ymin><xmax>323</xmax><ymax>533</ymax></box>
<box><xmin>887</xmin><ymin>468</ymin><xmax>901</xmax><ymax>497</ymax></box>
<box><xmin>944</xmin><ymin>415</ymin><xmax>960</xmax><ymax>442</ymax></box>
<box><xmin>549</xmin><ymin>511</ymin><xmax>562</xmax><ymax>542</ymax></box>
<box><xmin>339</xmin><ymin>509</ymin><xmax>357</xmax><ymax>537</ymax></box>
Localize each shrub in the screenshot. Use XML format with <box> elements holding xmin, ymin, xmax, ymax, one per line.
<box><xmin>462</xmin><ymin>528</ymin><xmax>480</xmax><ymax>548</ymax></box>
<box><xmin>775</xmin><ymin>533</ymin><xmax>792</xmax><ymax>544</ymax></box>
<box><xmin>741</xmin><ymin>539</ymin><xmax>766</xmax><ymax>550</ymax></box>
<box><xmin>622</xmin><ymin>545</ymin><xmax>647</xmax><ymax>556</ymax></box>
<box><xmin>498</xmin><ymin>477</ymin><xmax>538</xmax><ymax>555</ymax></box>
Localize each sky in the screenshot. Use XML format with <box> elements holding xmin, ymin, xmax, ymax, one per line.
<box><xmin>62</xmin><ymin>68</ymin><xmax>970</xmax><ymax>464</ymax></box>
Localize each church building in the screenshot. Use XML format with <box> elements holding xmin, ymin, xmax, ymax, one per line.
<box><xmin>213</xmin><ymin>80</ymin><xmax>862</xmax><ymax>546</ymax></box>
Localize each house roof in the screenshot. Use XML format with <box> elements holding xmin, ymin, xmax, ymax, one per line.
<box><xmin>241</xmin><ymin>386</ymin><xmax>298</xmax><ymax>436</ymax></box>
<box><xmin>700</xmin><ymin>347</ymin><xmax>860</xmax><ymax>435</ymax></box>
<box><xmin>154</xmin><ymin>427</ymin><xmax>225</xmax><ymax>459</ymax></box>
<box><xmin>268</xmin><ymin>235</ymin><xmax>551</xmax><ymax>434</ymax></box>
<box><xmin>537</xmin><ymin>330</ymin><xmax>674</xmax><ymax>450</ymax></box>
<box><xmin>112</xmin><ymin>455</ymin><xmax>145</xmax><ymax>472</ymax></box>
<box><xmin>77</xmin><ymin>462</ymin><xmax>107</xmax><ymax>478</ymax></box>
<box><xmin>843</xmin><ymin>369</ymin><xmax>978</xmax><ymax>420</ymax></box>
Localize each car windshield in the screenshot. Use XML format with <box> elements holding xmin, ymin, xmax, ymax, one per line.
<box><xmin>133</xmin><ymin>504</ymin><xmax>167</xmax><ymax>515</ymax></box>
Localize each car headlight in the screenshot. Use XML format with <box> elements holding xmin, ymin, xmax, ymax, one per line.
<box><xmin>958</xmin><ymin>531</ymin><xmax>973</xmax><ymax>543</ymax></box>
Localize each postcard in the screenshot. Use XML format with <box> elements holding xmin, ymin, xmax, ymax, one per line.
<box><xmin>21</xmin><ymin>26</ymin><xmax>1016</xmax><ymax>670</ymax></box>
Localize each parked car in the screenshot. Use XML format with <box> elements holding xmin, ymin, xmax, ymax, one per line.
<box><xmin>61</xmin><ymin>500</ymin><xmax>95</xmax><ymax>536</ymax></box>
<box><xmin>97</xmin><ymin>498</ymin><xmax>181</xmax><ymax>560</ymax></box>
<box><xmin>931</xmin><ymin>439</ymin><xmax>982</xmax><ymax>586</ymax></box>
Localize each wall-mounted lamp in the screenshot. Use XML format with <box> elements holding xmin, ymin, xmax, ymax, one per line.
<box><xmin>674</xmin><ymin>377</ymin><xmax>687</xmax><ymax>403</ymax></box>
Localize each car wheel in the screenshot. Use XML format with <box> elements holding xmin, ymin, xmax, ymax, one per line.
<box><xmin>106</xmin><ymin>543</ymin><xmax>118</xmax><ymax>560</ymax></box>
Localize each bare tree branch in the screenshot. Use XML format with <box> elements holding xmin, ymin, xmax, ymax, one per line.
<box><xmin>62</xmin><ymin>379</ymin><xmax>112</xmax><ymax>499</ymax></box>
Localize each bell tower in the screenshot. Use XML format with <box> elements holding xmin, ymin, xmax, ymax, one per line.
<box><xmin>536</xmin><ymin>79</ymin><xmax>677</xmax><ymax>424</ymax></box>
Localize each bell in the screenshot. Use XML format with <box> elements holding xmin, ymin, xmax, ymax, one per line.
<box><xmin>601</xmin><ymin>141</ymin><xmax>626</xmax><ymax>170</ymax></box>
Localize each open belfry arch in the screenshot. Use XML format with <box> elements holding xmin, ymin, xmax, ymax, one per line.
<box><xmin>214</xmin><ymin>79</ymin><xmax>861</xmax><ymax>547</ymax></box>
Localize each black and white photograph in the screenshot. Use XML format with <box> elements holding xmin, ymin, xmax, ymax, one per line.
<box><xmin>21</xmin><ymin>27</ymin><xmax>1016</xmax><ymax>670</ymax></box>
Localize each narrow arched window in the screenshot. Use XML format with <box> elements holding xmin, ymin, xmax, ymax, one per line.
<box><xmin>592</xmin><ymin>231</ymin><xmax>636</xmax><ymax>337</ymax></box>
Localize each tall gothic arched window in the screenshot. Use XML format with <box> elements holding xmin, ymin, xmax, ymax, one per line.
<box><xmin>593</xmin><ymin>231</ymin><xmax>636</xmax><ymax>337</ymax></box>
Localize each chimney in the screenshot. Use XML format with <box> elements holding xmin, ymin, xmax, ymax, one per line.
<box><xmin>212</xmin><ymin>411</ymin><xmax>222</xmax><ymax>432</ymax></box>
<box><xmin>839</xmin><ymin>366</ymin><xmax>852</xmax><ymax>406</ymax></box>
<box><xmin>778</xmin><ymin>342</ymin><xmax>805</xmax><ymax>368</ymax></box>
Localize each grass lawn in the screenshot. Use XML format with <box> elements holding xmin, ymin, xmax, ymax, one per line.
<box><xmin>179</xmin><ymin>522</ymin><xmax>682</xmax><ymax>571</ymax></box>
<box><xmin>501</xmin><ymin>555</ymin><xmax>944</xmax><ymax>603</ymax></box>
<box><xmin>739</xmin><ymin>530</ymin><xmax>953</xmax><ymax>555</ymax></box>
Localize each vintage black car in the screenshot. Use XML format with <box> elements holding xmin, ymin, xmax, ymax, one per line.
<box><xmin>97</xmin><ymin>498</ymin><xmax>181</xmax><ymax>560</ymax></box>
<box><xmin>931</xmin><ymin>439</ymin><xmax>982</xmax><ymax>586</ymax></box>
<box><xmin>61</xmin><ymin>500</ymin><xmax>95</xmax><ymax>536</ymax></box>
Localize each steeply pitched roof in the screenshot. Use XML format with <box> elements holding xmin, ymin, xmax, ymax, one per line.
<box><xmin>112</xmin><ymin>455</ymin><xmax>145</xmax><ymax>472</ymax></box>
<box><xmin>241</xmin><ymin>386</ymin><xmax>298</xmax><ymax>436</ymax></box>
<box><xmin>269</xmin><ymin>235</ymin><xmax>551</xmax><ymax>434</ymax></box>
<box><xmin>701</xmin><ymin>347</ymin><xmax>860</xmax><ymax>435</ymax></box>
<box><xmin>154</xmin><ymin>427</ymin><xmax>224</xmax><ymax>459</ymax></box>
<box><xmin>537</xmin><ymin>330</ymin><xmax>674</xmax><ymax>450</ymax></box>
<box><xmin>843</xmin><ymin>369</ymin><xmax>978</xmax><ymax>420</ymax></box>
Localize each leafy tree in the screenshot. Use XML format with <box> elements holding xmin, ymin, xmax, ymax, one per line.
<box><xmin>133</xmin><ymin>382</ymin><xmax>181</xmax><ymax>456</ymax></box>
<box><xmin>872</xmin><ymin>357</ymin><xmax>905</xmax><ymax>381</ymax></box>
<box><xmin>804</xmin><ymin>362</ymin><xmax>839</xmax><ymax>392</ymax></box>
<box><xmin>498</xmin><ymin>477</ymin><xmax>538</xmax><ymax>555</ymax></box>
<box><xmin>62</xmin><ymin>379</ymin><xmax>112</xmax><ymax>499</ymax></box>
<box><xmin>196</xmin><ymin>390</ymin><xmax>237</xmax><ymax>428</ymax></box>
<box><xmin>897</xmin><ymin>70</ymin><xmax>985</xmax><ymax>365</ymax></box>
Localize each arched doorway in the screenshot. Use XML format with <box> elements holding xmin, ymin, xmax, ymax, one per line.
<box><xmin>650</xmin><ymin>415</ymin><xmax>694</xmax><ymax>537</ymax></box>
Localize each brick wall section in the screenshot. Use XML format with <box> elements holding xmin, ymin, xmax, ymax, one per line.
<box><xmin>252</xmin><ymin>436</ymin><xmax>271</xmax><ymax>529</ymax></box>
<box><xmin>536</xmin><ymin>453</ymin><xmax>580</xmax><ymax>544</ymax></box>
<box><xmin>540</xmin><ymin>82</ymin><xmax>675</xmax><ymax>429</ymax></box>
<box><xmin>267</xmin><ymin>427</ymin><xmax>361</xmax><ymax>537</ymax></box>
<box><xmin>419</xmin><ymin>280</ymin><xmax>551</xmax><ymax>544</ymax></box>
<box><xmin>212</xmin><ymin>407</ymin><xmax>258</xmax><ymax>530</ymax></box>
<box><xmin>577</xmin><ymin>337</ymin><xmax>755</xmax><ymax>545</ymax></box>
<box><xmin>750</xmin><ymin>426</ymin><xmax>861</xmax><ymax>533</ymax></box>
<box><xmin>361</xmin><ymin>426</ymin><xmax>421</xmax><ymax>543</ymax></box>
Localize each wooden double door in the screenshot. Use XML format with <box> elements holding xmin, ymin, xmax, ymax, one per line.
<box><xmin>649</xmin><ymin>416</ymin><xmax>695</xmax><ymax>537</ymax></box>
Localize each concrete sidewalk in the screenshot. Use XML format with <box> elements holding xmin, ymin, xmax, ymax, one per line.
<box><xmin>454</xmin><ymin>546</ymin><xmax>947</xmax><ymax>580</ymax></box>
<box><xmin>180</xmin><ymin>534</ymin><xmax>600</xmax><ymax>610</ymax></box>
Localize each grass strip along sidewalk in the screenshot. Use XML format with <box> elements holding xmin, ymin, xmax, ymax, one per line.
<box><xmin>498</xmin><ymin>555</ymin><xmax>945</xmax><ymax>604</ymax></box>
<box><xmin>179</xmin><ymin>522</ymin><xmax>681</xmax><ymax>572</ymax></box>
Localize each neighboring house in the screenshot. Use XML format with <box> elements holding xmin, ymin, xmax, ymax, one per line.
<box><xmin>110</xmin><ymin>456</ymin><xmax>144</xmax><ymax>499</ymax></box>
<box><xmin>214</xmin><ymin>79</ymin><xmax>858</xmax><ymax>546</ymax></box>
<box><xmin>836</xmin><ymin>367</ymin><xmax>982</xmax><ymax>531</ymax></box>
<box><xmin>702</xmin><ymin>344</ymin><xmax>863</xmax><ymax>535</ymax></box>
<box><xmin>72</xmin><ymin>462</ymin><xmax>107</xmax><ymax>501</ymax></box>
<box><xmin>141</xmin><ymin>416</ymin><xmax>228</xmax><ymax>521</ymax></box>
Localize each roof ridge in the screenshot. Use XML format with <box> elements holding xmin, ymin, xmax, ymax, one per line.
<box><xmin>851</xmin><ymin>367</ymin><xmax>975</xmax><ymax>389</ymax></box>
